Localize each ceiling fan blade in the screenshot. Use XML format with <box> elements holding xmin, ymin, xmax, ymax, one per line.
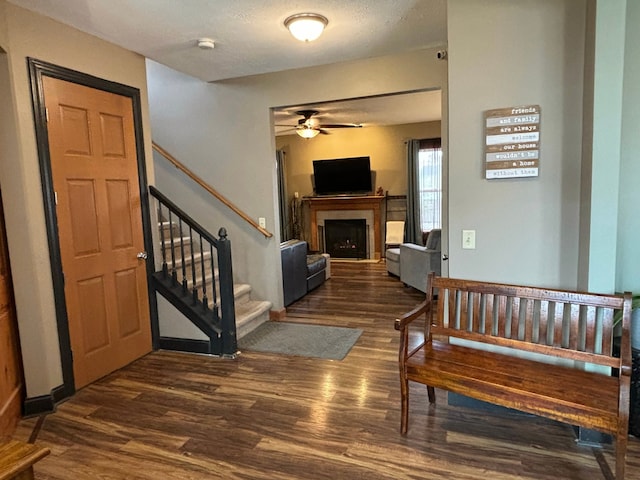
<box><xmin>318</xmin><ymin>129</ymin><xmax>330</xmax><ymax>135</ymax></box>
<box><xmin>318</xmin><ymin>124</ymin><xmax>363</xmax><ymax>129</ymax></box>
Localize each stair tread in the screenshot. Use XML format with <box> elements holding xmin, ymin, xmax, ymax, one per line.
<box><xmin>235</xmin><ymin>299</ymin><xmax>271</xmax><ymax>321</ymax></box>
<box><xmin>236</xmin><ymin>300</ymin><xmax>272</xmax><ymax>340</ymax></box>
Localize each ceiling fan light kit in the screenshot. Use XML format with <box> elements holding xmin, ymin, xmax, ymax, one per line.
<box><xmin>284</xmin><ymin>13</ymin><xmax>328</xmax><ymax>42</ymax></box>
<box><xmin>278</xmin><ymin>109</ymin><xmax>363</xmax><ymax>139</ymax></box>
<box><xmin>297</xmin><ymin>126</ymin><xmax>320</xmax><ymax>139</ymax></box>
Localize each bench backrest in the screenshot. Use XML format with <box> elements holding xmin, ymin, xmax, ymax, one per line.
<box><xmin>427</xmin><ymin>273</ymin><xmax>632</xmax><ymax>369</ymax></box>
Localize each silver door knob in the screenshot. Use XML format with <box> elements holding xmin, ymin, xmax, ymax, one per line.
<box><xmin>442</xmin><ymin>254</ymin><xmax>449</xmax><ymax>261</ymax></box>
<box><xmin>137</xmin><ymin>252</ymin><xmax>148</xmax><ymax>260</ymax></box>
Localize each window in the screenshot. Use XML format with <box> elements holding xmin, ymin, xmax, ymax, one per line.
<box><xmin>417</xmin><ymin>138</ymin><xmax>442</xmax><ymax>232</ymax></box>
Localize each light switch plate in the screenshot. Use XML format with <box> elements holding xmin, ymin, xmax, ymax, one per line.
<box><xmin>462</xmin><ymin>230</ymin><xmax>476</xmax><ymax>249</ymax></box>
<box><xmin>258</xmin><ymin>217</ymin><xmax>266</xmax><ymax>229</ymax></box>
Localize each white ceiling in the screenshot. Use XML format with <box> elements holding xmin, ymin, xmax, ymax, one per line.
<box><xmin>8</xmin><ymin>0</ymin><xmax>447</xmax><ymax>128</ymax></box>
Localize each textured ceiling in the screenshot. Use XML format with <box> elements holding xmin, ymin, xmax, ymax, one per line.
<box><xmin>8</xmin><ymin>0</ymin><xmax>447</xmax><ymax>82</ymax></box>
<box><xmin>8</xmin><ymin>0</ymin><xmax>447</xmax><ymax>127</ymax></box>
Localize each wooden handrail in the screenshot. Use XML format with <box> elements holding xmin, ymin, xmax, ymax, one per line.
<box><xmin>152</xmin><ymin>142</ymin><xmax>273</xmax><ymax>238</ymax></box>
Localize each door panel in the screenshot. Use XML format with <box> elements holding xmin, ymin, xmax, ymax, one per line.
<box><xmin>0</xmin><ymin>190</ymin><xmax>23</xmax><ymax>439</ymax></box>
<box><xmin>43</xmin><ymin>76</ymin><xmax>151</xmax><ymax>389</ymax></box>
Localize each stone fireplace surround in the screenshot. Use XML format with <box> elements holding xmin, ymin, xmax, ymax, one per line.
<box><xmin>304</xmin><ymin>195</ymin><xmax>385</xmax><ymax>260</ymax></box>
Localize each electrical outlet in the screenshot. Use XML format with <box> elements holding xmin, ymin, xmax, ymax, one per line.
<box><xmin>258</xmin><ymin>217</ymin><xmax>266</xmax><ymax>229</ymax></box>
<box><xmin>462</xmin><ymin>230</ymin><xmax>476</xmax><ymax>249</ymax></box>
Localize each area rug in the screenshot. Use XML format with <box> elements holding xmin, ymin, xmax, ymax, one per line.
<box><xmin>239</xmin><ymin>322</ymin><xmax>363</xmax><ymax>360</ymax></box>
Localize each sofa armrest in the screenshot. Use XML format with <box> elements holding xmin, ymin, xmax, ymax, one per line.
<box><xmin>399</xmin><ymin>243</ymin><xmax>441</xmax><ymax>293</ymax></box>
<box><xmin>281</xmin><ymin>240</ymin><xmax>308</xmax><ymax>306</ymax></box>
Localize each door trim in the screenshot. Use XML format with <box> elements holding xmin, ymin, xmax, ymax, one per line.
<box><xmin>27</xmin><ymin>58</ymin><xmax>158</xmax><ymax>405</ymax></box>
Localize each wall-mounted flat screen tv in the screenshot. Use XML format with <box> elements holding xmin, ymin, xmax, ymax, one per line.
<box><xmin>312</xmin><ymin>156</ymin><xmax>372</xmax><ymax>196</ymax></box>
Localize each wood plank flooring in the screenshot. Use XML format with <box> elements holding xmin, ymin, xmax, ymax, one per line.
<box><xmin>13</xmin><ymin>262</ymin><xmax>640</xmax><ymax>479</ymax></box>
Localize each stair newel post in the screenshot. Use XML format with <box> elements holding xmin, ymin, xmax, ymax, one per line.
<box><xmin>210</xmin><ymin>243</ymin><xmax>218</xmax><ymax>311</ymax></box>
<box><xmin>217</xmin><ymin>227</ymin><xmax>237</xmax><ymax>356</ymax></box>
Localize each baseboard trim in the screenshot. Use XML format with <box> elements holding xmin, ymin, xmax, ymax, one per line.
<box><xmin>23</xmin><ymin>384</ymin><xmax>67</xmax><ymax>417</ymax></box>
<box><xmin>269</xmin><ymin>308</ymin><xmax>287</xmax><ymax>321</ymax></box>
<box><xmin>158</xmin><ymin>336</ymin><xmax>211</xmax><ymax>354</ymax></box>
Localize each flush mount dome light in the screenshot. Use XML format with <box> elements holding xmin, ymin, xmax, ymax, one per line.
<box><xmin>284</xmin><ymin>13</ymin><xmax>328</xmax><ymax>42</ymax></box>
<box><xmin>197</xmin><ymin>38</ymin><xmax>215</xmax><ymax>50</ymax></box>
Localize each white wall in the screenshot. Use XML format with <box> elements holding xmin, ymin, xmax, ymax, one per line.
<box><xmin>583</xmin><ymin>0</ymin><xmax>626</xmax><ymax>293</ymax></box>
<box><xmin>447</xmin><ymin>0</ymin><xmax>586</xmax><ymax>288</ymax></box>
<box><xmin>617</xmin><ymin>1</ymin><xmax>640</xmax><ymax>294</ymax></box>
<box><xmin>146</xmin><ymin>48</ymin><xmax>447</xmax><ymax>320</ymax></box>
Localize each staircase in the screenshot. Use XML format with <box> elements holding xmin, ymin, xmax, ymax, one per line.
<box><xmin>150</xmin><ymin>186</ymin><xmax>271</xmax><ymax>356</ymax></box>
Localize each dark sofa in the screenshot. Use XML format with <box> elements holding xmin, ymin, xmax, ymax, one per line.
<box><xmin>280</xmin><ymin>240</ymin><xmax>328</xmax><ymax>306</ymax></box>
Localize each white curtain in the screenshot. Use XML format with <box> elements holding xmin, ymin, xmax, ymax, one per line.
<box><xmin>417</xmin><ymin>138</ymin><xmax>442</xmax><ymax>232</ymax></box>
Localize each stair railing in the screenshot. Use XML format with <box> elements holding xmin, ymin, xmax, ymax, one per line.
<box><xmin>150</xmin><ymin>186</ymin><xmax>237</xmax><ymax>356</ymax></box>
<box><xmin>152</xmin><ymin>142</ymin><xmax>273</xmax><ymax>238</ymax></box>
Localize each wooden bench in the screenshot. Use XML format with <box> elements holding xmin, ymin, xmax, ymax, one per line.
<box><xmin>395</xmin><ymin>273</ymin><xmax>633</xmax><ymax>479</ymax></box>
<box><xmin>0</xmin><ymin>441</ymin><xmax>50</xmax><ymax>480</ymax></box>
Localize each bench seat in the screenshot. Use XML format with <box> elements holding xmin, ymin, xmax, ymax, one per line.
<box><xmin>407</xmin><ymin>340</ymin><xmax>620</xmax><ymax>433</ymax></box>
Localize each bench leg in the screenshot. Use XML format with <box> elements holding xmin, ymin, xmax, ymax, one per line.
<box><xmin>616</xmin><ymin>433</ymin><xmax>627</xmax><ymax>480</ymax></box>
<box><xmin>400</xmin><ymin>374</ymin><xmax>409</xmax><ymax>435</ymax></box>
<box><xmin>427</xmin><ymin>386</ymin><xmax>436</xmax><ymax>404</ymax></box>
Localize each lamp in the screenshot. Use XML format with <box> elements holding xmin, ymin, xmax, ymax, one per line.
<box><xmin>284</xmin><ymin>13</ymin><xmax>328</xmax><ymax>42</ymax></box>
<box><xmin>296</xmin><ymin>126</ymin><xmax>320</xmax><ymax>139</ymax></box>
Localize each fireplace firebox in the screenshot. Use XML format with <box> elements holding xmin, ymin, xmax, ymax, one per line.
<box><xmin>324</xmin><ymin>219</ymin><xmax>367</xmax><ymax>259</ymax></box>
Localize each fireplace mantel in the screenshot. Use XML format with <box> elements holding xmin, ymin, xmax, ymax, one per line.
<box><xmin>304</xmin><ymin>195</ymin><xmax>385</xmax><ymax>260</ymax></box>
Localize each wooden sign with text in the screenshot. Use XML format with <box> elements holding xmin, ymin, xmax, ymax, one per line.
<box><xmin>484</xmin><ymin>105</ymin><xmax>540</xmax><ymax>179</ymax></box>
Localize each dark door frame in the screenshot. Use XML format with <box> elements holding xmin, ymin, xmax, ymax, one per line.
<box><xmin>27</xmin><ymin>58</ymin><xmax>158</xmax><ymax>413</ymax></box>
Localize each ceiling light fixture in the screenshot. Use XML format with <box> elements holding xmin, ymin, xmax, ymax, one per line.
<box><xmin>296</xmin><ymin>126</ymin><xmax>320</xmax><ymax>139</ymax></box>
<box><xmin>197</xmin><ymin>38</ymin><xmax>215</xmax><ymax>50</ymax></box>
<box><xmin>284</xmin><ymin>13</ymin><xmax>328</xmax><ymax>42</ymax></box>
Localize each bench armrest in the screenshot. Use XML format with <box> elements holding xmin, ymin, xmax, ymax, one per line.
<box><xmin>395</xmin><ymin>300</ymin><xmax>430</xmax><ymax>331</ymax></box>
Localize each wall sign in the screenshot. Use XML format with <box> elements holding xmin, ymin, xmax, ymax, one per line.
<box><xmin>484</xmin><ymin>105</ymin><xmax>540</xmax><ymax>179</ymax></box>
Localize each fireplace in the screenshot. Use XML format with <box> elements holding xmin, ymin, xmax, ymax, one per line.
<box><xmin>305</xmin><ymin>195</ymin><xmax>385</xmax><ymax>260</ymax></box>
<box><xmin>324</xmin><ymin>219</ymin><xmax>367</xmax><ymax>259</ymax></box>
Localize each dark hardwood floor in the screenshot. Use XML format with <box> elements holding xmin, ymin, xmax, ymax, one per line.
<box><xmin>14</xmin><ymin>262</ymin><xmax>640</xmax><ymax>479</ymax></box>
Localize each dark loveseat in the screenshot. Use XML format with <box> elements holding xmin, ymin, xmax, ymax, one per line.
<box><xmin>280</xmin><ymin>240</ymin><xmax>328</xmax><ymax>306</ymax></box>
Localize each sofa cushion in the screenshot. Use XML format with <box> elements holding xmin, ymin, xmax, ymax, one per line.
<box><xmin>425</xmin><ymin>229</ymin><xmax>441</xmax><ymax>250</ymax></box>
<box><xmin>306</xmin><ymin>254</ymin><xmax>326</xmax><ymax>276</ymax></box>
<box><xmin>386</xmin><ymin>248</ymin><xmax>400</xmax><ymax>263</ymax></box>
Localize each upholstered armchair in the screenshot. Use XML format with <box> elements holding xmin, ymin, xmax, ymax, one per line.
<box><xmin>399</xmin><ymin>229</ymin><xmax>441</xmax><ymax>293</ymax></box>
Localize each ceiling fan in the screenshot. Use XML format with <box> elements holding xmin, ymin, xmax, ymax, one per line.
<box><xmin>278</xmin><ymin>109</ymin><xmax>363</xmax><ymax>139</ymax></box>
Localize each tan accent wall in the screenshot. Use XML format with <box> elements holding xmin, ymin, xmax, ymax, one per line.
<box><xmin>276</xmin><ymin>121</ymin><xmax>441</xmax><ymax>199</ymax></box>
<box><xmin>0</xmin><ymin>1</ymin><xmax>154</xmax><ymax>398</ymax></box>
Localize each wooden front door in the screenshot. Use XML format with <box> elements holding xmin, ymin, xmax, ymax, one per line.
<box><xmin>0</xmin><ymin>190</ymin><xmax>23</xmax><ymax>440</ymax></box>
<box><xmin>43</xmin><ymin>77</ymin><xmax>151</xmax><ymax>389</ymax></box>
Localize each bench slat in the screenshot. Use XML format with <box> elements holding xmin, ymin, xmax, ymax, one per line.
<box><xmin>538</xmin><ymin>300</ymin><xmax>549</xmax><ymax>344</ymax></box>
<box><xmin>602</xmin><ymin>308</ymin><xmax>614</xmax><ymax>356</ymax></box>
<box><xmin>569</xmin><ymin>303</ymin><xmax>580</xmax><ymax>350</ymax></box>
